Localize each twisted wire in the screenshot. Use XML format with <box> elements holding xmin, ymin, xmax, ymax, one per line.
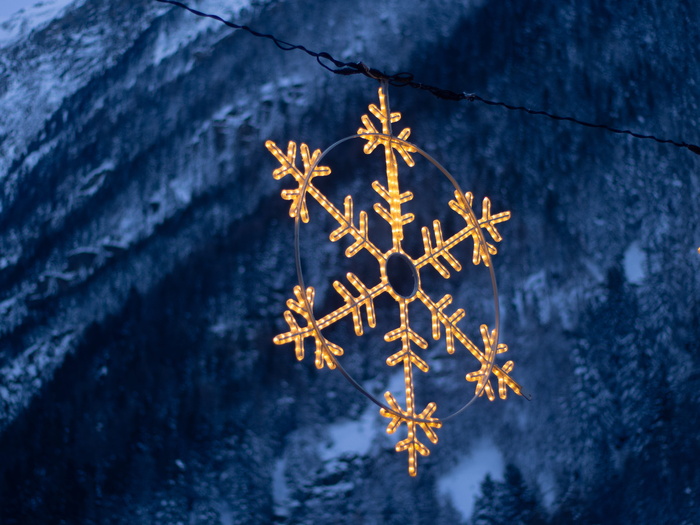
<box><xmin>155</xmin><ymin>0</ymin><xmax>700</xmax><ymax>155</ymax></box>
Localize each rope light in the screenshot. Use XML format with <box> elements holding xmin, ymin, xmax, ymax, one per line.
<box><xmin>155</xmin><ymin>0</ymin><xmax>700</xmax><ymax>155</ymax></box>
<box><xmin>268</xmin><ymin>86</ymin><xmax>529</xmax><ymax>476</ymax></box>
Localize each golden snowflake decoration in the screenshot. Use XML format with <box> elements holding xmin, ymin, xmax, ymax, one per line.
<box><xmin>266</xmin><ymin>87</ymin><xmax>527</xmax><ymax>476</ymax></box>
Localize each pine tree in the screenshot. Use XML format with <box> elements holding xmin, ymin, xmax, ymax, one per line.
<box><xmin>500</xmin><ymin>464</ymin><xmax>546</xmax><ymax>525</ymax></box>
<box><xmin>471</xmin><ymin>465</ymin><xmax>546</xmax><ymax>525</ymax></box>
<box><xmin>472</xmin><ymin>474</ymin><xmax>500</xmax><ymax>525</ymax></box>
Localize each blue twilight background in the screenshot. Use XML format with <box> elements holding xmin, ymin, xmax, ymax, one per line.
<box><xmin>0</xmin><ymin>0</ymin><xmax>699</xmax><ymax>523</ymax></box>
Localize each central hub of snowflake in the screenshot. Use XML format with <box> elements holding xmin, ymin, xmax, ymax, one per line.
<box><xmin>384</xmin><ymin>252</ymin><xmax>418</xmax><ymax>298</ymax></box>
<box><xmin>266</xmin><ymin>86</ymin><xmax>527</xmax><ymax>476</ymax></box>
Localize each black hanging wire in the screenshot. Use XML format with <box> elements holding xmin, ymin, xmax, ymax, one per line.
<box><xmin>155</xmin><ymin>0</ymin><xmax>700</xmax><ymax>156</ymax></box>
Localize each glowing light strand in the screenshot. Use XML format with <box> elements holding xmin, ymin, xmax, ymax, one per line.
<box><xmin>268</xmin><ymin>87</ymin><xmax>528</xmax><ymax>475</ymax></box>
<box><xmin>155</xmin><ymin>0</ymin><xmax>700</xmax><ymax>156</ymax></box>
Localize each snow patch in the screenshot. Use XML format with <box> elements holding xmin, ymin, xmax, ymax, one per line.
<box><xmin>0</xmin><ymin>253</ymin><xmax>19</xmax><ymax>270</ymax></box>
<box><xmin>518</xmin><ymin>270</ymin><xmax>551</xmax><ymax>324</ymax></box>
<box><xmin>437</xmin><ymin>438</ymin><xmax>504</xmax><ymax>520</ymax></box>
<box><xmin>0</xmin><ymin>0</ymin><xmax>80</xmax><ymax>46</ymax></box>
<box><xmin>260</xmin><ymin>74</ymin><xmax>310</xmax><ymax>108</ymax></box>
<box><xmin>623</xmin><ymin>241</ymin><xmax>646</xmax><ymax>284</ymax></box>
<box><xmin>537</xmin><ymin>469</ymin><xmax>557</xmax><ymax>510</ymax></box>
<box><xmin>169</xmin><ymin>176</ymin><xmax>193</xmax><ymax>205</ymax></box>
<box><xmin>319</xmin><ymin>405</ymin><xmax>376</xmax><ymax>461</ymax></box>
<box><xmin>80</xmin><ymin>164</ymin><xmax>112</xmax><ymax>196</ymax></box>
<box><xmin>0</xmin><ymin>296</ymin><xmax>17</xmax><ymax>315</ymax></box>
<box><xmin>583</xmin><ymin>259</ymin><xmax>605</xmax><ymax>283</ymax></box>
<box><xmin>81</xmin><ymin>160</ymin><xmax>114</xmax><ymax>183</ymax></box>
<box><xmin>272</xmin><ymin>457</ymin><xmax>291</xmax><ymax>518</ymax></box>
<box><xmin>0</xmin><ymin>329</ymin><xmax>76</xmax><ymax>429</ymax></box>
<box><xmin>153</xmin><ymin>0</ymin><xmax>253</xmax><ymax>65</ymax></box>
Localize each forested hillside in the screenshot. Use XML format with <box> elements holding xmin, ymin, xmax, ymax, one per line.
<box><xmin>0</xmin><ymin>0</ymin><xmax>698</xmax><ymax>523</ymax></box>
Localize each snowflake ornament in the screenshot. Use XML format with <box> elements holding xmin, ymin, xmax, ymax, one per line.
<box><xmin>267</xmin><ymin>86</ymin><xmax>528</xmax><ymax>476</ymax></box>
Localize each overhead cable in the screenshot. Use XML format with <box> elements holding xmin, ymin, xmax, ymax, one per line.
<box><xmin>155</xmin><ymin>0</ymin><xmax>700</xmax><ymax>156</ymax></box>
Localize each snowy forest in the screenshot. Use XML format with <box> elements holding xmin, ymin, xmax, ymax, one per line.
<box><xmin>0</xmin><ymin>0</ymin><xmax>699</xmax><ymax>523</ymax></box>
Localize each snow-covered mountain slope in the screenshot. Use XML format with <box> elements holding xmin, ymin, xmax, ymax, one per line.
<box><xmin>0</xmin><ymin>0</ymin><xmax>699</xmax><ymax>523</ymax></box>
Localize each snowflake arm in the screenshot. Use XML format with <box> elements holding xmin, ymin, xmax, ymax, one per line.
<box><xmin>416</xmin><ymin>290</ymin><xmax>524</xmax><ymax>399</ymax></box>
<box><xmin>419</xmin><ymin>220</ymin><xmax>462</xmax><ymax>278</ymax></box>
<box><xmin>274</xmin><ymin>279</ymin><xmax>389</xmax><ymax>368</ymax></box>
<box><xmin>357</xmin><ymin>88</ymin><xmax>416</xmax><ymax>248</ymax></box>
<box><xmin>265</xmin><ymin>140</ymin><xmax>384</xmax><ymax>261</ymax></box>
<box><xmin>415</xmin><ymin>191</ymin><xmax>511</xmax><ymax>273</ymax></box>
<box><xmin>379</xmin><ymin>297</ymin><xmax>442</xmax><ymax>475</ymax></box>
<box><xmin>464</xmin><ymin>325</ymin><xmax>521</xmax><ymax>401</ymax></box>
<box><xmin>332</xmin><ymin>272</ymin><xmax>379</xmax><ymax>336</ymax></box>
<box><xmin>273</xmin><ymin>285</ymin><xmax>343</xmax><ymax>369</ymax></box>
<box><xmin>448</xmin><ymin>191</ymin><xmax>511</xmax><ymax>267</ymax></box>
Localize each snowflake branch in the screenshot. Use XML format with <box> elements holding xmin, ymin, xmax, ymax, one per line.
<box><xmin>358</xmin><ymin>87</ymin><xmax>416</xmax><ymax>248</ymax></box>
<box><xmin>273</xmin><ymin>286</ymin><xmax>343</xmax><ymax>369</ymax></box>
<box><xmin>384</xmin><ymin>299</ymin><xmax>429</xmax><ymax>370</ymax></box>
<box><xmin>329</xmin><ymin>195</ymin><xmax>384</xmax><ymax>261</ymax></box>
<box><xmin>274</xmin><ymin>280</ymin><xmax>389</xmax><ymax>368</ymax></box>
<box><xmin>380</xmin><ymin>391</ymin><xmax>441</xmax><ymax>477</ymax></box>
<box><xmin>416</xmin><ymin>220</ymin><xmax>463</xmax><ymax>278</ymax></box>
<box><xmin>415</xmin><ymin>290</ymin><xmax>466</xmax><ymax>355</ymax></box>
<box><xmin>379</xmin><ymin>297</ymin><xmax>441</xmax><ymax>476</ymax></box>
<box><xmin>448</xmin><ymin>191</ymin><xmax>511</xmax><ymax>267</ymax></box>
<box><xmin>265</xmin><ymin>141</ymin><xmax>331</xmax><ymax>223</ymax></box>
<box><xmin>266</xmin><ymin>140</ymin><xmax>384</xmax><ymax>260</ymax></box>
<box><xmin>332</xmin><ymin>273</ymin><xmax>381</xmax><ymax>336</ymax></box>
<box><xmin>415</xmin><ymin>191</ymin><xmax>511</xmax><ymax>273</ymax></box>
<box><xmin>416</xmin><ymin>290</ymin><xmax>524</xmax><ymax>400</ymax></box>
<box><xmin>464</xmin><ymin>325</ymin><xmax>523</xmax><ymax>400</ymax></box>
